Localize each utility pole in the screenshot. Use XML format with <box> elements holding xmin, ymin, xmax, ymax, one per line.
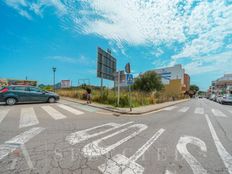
<box><xmin>52</xmin><ymin>67</ymin><xmax>56</xmax><ymax>92</ymax></box>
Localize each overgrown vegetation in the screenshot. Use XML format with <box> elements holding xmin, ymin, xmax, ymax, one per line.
<box><xmin>45</xmin><ymin>72</ymin><xmax>187</xmax><ymax>108</ymax></box>
<box><xmin>57</xmin><ymin>87</ymin><xmax>186</xmax><ymax>108</ymax></box>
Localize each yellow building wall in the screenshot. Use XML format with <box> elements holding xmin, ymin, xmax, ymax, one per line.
<box><xmin>164</xmin><ymin>79</ymin><xmax>182</xmax><ymax>95</ymax></box>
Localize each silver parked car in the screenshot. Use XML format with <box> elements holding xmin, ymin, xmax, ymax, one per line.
<box><xmin>220</xmin><ymin>94</ymin><xmax>232</xmax><ymax>105</ymax></box>
<box><xmin>216</xmin><ymin>95</ymin><xmax>223</xmax><ymax>103</ymax></box>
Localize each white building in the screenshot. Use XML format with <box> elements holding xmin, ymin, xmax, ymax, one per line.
<box><xmin>151</xmin><ymin>64</ymin><xmax>185</xmax><ymax>85</ymax></box>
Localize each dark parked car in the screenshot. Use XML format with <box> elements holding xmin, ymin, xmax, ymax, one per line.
<box><xmin>0</xmin><ymin>85</ymin><xmax>59</xmax><ymax>105</ymax></box>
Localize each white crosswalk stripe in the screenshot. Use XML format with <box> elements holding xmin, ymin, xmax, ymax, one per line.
<box><xmin>211</xmin><ymin>109</ymin><xmax>227</xmax><ymax>117</ymax></box>
<box><xmin>41</xmin><ymin>106</ymin><xmax>67</xmax><ymax>120</ymax></box>
<box><xmin>162</xmin><ymin>106</ymin><xmax>177</xmax><ymax>111</ymax></box>
<box><xmin>228</xmin><ymin>110</ymin><xmax>232</xmax><ymax>114</ymax></box>
<box><xmin>0</xmin><ymin>109</ymin><xmax>9</xmax><ymax>124</ymax></box>
<box><xmin>178</xmin><ymin>107</ymin><xmax>190</xmax><ymax>113</ymax></box>
<box><xmin>0</xmin><ymin>127</ymin><xmax>45</xmax><ymax>160</ymax></box>
<box><xmin>194</xmin><ymin>107</ymin><xmax>204</xmax><ymax>114</ymax></box>
<box><xmin>57</xmin><ymin>104</ymin><xmax>84</xmax><ymax>115</ymax></box>
<box><xmin>19</xmin><ymin>108</ymin><xmax>39</xmax><ymax>128</ymax></box>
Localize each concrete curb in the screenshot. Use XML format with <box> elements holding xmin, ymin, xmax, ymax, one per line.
<box><xmin>61</xmin><ymin>97</ymin><xmax>190</xmax><ymax>115</ymax></box>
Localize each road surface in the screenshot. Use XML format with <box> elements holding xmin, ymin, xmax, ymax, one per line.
<box><xmin>0</xmin><ymin>98</ymin><xmax>232</xmax><ymax>174</ymax></box>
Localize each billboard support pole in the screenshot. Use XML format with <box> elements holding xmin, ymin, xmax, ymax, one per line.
<box><xmin>117</xmin><ymin>71</ymin><xmax>120</xmax><ymax>106</ymax></box>
<box><xmin>101</xmin><ymin>56</ymin><xmax>104</xmax><ymax>100</ymax></box>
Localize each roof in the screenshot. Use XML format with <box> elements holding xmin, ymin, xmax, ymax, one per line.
<box><xmin>216</xmin><ymin>74</ymin><xmax>232</xmax><ymax>81</ymax></box>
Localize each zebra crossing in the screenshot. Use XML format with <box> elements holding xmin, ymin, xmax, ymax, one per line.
<box><xmin>0</xmin><ymin>104</ymin><xmax>88</xmax><ymax>129</ymax></box>
<box><xmin>161</xmin><ymin>105</ymin><xmax>231</xmax><ymax>117</ymax></box>
<box><xmin>0</xmin><ymin>127</ymin><xmax>45</xmax><ymax>160</ymax></box>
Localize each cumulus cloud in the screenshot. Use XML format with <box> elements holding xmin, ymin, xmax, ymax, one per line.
<box><xmin>63</xmin><ymin>0</ymin><xmax>231</xmax><ymax>76</ymax></box>
<box><xmin>5</xmin><ymin>0</ymin><xmax>67</xmax><ymax>19</ymax></box>
<box><xmin>5</xmin><ymin>0</ymin><xmax>232</xmax><ymax>76</ymax></box>
<box><xmin>183</xmin><ymin>50</ymin><xmax>232</xmax><ymax>75</ymax></box>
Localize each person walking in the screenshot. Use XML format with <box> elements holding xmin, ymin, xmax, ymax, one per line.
<box><xmin>86</xmin><ymin>88</ymin><xmax>92</xmax><ymax>104</ymax></box>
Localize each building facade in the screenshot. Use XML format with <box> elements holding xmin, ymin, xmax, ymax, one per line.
<box><xmin>209</xmin><ymin>74</ymin><xmax>232</xmax><ymax>94</ymax></box>
<box><xmin>151</xmin><ymin>64</ymin><xmax>190</xmax><ymax>94</ymax></box>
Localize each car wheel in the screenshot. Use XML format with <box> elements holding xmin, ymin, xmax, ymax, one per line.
<box><xmin>48</xmin><ymin>97</ymin><xmax>56</xmax><ymax>103</ymax></box>
<box><xmin>6</xmin><ymin>98</ymin><xmax>16</xmax><ymax>105</ymax></box>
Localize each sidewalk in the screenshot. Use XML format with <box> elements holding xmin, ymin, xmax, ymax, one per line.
<box><xmin>61</xmin><ymin>97</ymin><xmax>190</xmax><ymax>115</ymax></box>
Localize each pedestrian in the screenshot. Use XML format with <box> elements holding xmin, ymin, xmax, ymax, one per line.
<box><xmin>86</xmin><ymin>88</ymin><xmax>92</xmax><ymax>104</ymax></box>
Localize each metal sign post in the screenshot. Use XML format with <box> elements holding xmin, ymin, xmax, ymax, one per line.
<box><xmin>126</xmin><ymin>73</ymin><xmax>133</xmax><ymax>111</ymax></box>
<box><xmin>117</xmin><ymin>71</ymin><xmax>120</xmax><ymax>106</ymax></box>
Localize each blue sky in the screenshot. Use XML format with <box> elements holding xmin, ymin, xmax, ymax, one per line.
<box><xmin>0</xmin><ymin>0</ymin><xmax>231</xmax><ymax>90</ymax></box>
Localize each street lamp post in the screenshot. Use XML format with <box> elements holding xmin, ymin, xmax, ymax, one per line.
<box><xmin>52</xmin><ymin>67</ymin><xmax>56</xmax><ymax>92</ymax></box>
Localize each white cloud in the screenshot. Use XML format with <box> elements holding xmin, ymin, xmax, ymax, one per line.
<box><xmin>64</xmin><ymin>0</ymin><xmax>232</xmax><ymax>78</ymax></box>
<box><xmin>4</xmin><ymin>0</ymin><xmax>67</xmax><ymax>19</ymax></box>
<box><xmin>183</xmin><ymin>50</ymin><xmax>232</xmax><ymax>75</ymax></box>
<box><xmin>172</xmin><ymin>0</ymin><xmax>232</xmax><ymax>60</ymax></box>
<box><xmin>5</xmin><ymin>0</ymin><xmax>232</xmax><ymax>76</ymax></box>
<box><xmin>66</xmin><ymin>0</ymin><xmax>186</xmax><ymax>45</ymax></box>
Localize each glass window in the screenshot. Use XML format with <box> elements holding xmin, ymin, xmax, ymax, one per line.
<box><xmin>12</xmin><ymin>86</ymin><xmax>27</xmax><ymax>91</ymax></box>
<box><xmin>29</xmin><ymin>87</ymin><xmax>41</xmax><ymax>92</ymax></box>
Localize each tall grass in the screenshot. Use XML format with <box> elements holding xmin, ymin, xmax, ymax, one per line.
<box><xmin>57</xmin><ymin>88</ymin><xmax>186</xmax><ymax>108</ymax></box>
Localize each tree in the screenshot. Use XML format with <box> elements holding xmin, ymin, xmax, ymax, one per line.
<box><xmin>133</xmin><ymin>71</ymin><xmax>163</xmax><ymax>92</ymax></box>
<box><xmin>190</xmin><ymin>85</ymin><xmax>199</xmax><ymax>92</ymax></box>
<box><xmin>189</xmin><ymin>84</ymin><xmax>200</xmax><ymax>97</ymax></box>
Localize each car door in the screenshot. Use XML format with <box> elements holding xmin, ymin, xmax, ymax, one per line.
<box><xmin>28</xmin><ymin>87</ymin><xmax>48</xmax><ymax>102</ymax></box>
<box><xmin>11</xmin><ymin>86</ymin><xmax>30</xmax><ymax>102</ymax></box>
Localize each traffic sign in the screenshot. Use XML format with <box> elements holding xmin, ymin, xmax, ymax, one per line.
<box><xmin>126</xmin><ymin>74</ymin><xmax>133</xmax><ymax>85</ymax></box>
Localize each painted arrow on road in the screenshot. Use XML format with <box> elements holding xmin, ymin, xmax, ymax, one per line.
<box><xmin>98</xmin><ymin>128</ymin><xmax>165</xmax><ymax>174</ymax></box>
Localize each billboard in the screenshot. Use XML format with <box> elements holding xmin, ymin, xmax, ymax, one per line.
<box><xmin>97</xmin><ymin>47</ymin><xmax>117</xmax><ymax>81</ymax></box>
<box><xmin>0</xmin><ymin>79</ymin><xmax>8</xmax><ymax>86</ymax></box>
<box><xmin>61</xmin><ymin>80</ymin><xmax>71</xmax><ymax>88</ymax></box>
<box><xmin>0</xmin><ymin>79</ymin><xmax>37</xmax><ymax>86</ymax></box>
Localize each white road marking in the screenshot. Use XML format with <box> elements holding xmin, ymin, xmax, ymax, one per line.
<box><xmin>41</xmin><ymin>106</ymin><xmax>66</xmax><ymax>120</ymax></box>
<box><xmin>164</xmin><ymin>170</ymin><xmax>176</xmax><ymax>174</ymax></box>
<box><xmin>98</xmin><ymin>129</ymin><xmax>165</xmax><ymax>174</ymax></box>
<box><xmin>19</xmin><ymin>108</ymin><xmax>39</xmax><ymax>128</ymax></box>
<box><xmin>177</xmin><ymin>136</ymin><xmax>207</xmax><ymax>174</ymax></box>
<box><xmin>205</xmin><ymin>114</ymin><xmax>232</xmax><ymax>174</ymax></box>
<box><xmin>194</xmin><ymin>107</ymin><xmax>204</xmax><ymax>115</ymax></box>
<box><xmin>82</xmin><ymin>124</ymin><xmax>148</xmax><ymax>157</ymax></box>
<box><xmin>57</xmin><ymin>104</ymin><xmax>84</xmax><ymax>115</ymax></box>
<box><xmin>211</xmin><ymin>109</ymin><xmax>227</xmax><ymax>117</ymax></box>
<box><xmin>0</xmin><ymin>127</ymin><xmax>45</xmax><ymax>160</ymax></box>
<box><xmin>66</xmin><ymin>122</ymin><xmax>133</xmax><ymax>145</ymax></box>
<box><xmin>178</xmin><ymin>107</ymin><xmax>190</xmax><ymax>113</ymax></box>
<box><xmin>162</xmin><ymin>106</ymin><xmax>177</xmax><ymax>111</ymax></box>
<box><xmin>0</xmin><ymin>109</ymin><xmax>9</xmax><ymax>123</ymax></box>
<box><xmin>229</xmin><ymin>110</ymin><xmax>232</xmax><ymax>114</ymax></box>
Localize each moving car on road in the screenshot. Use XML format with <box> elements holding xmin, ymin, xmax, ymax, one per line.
<box><xmin>0</xmin><ymin>85</ymin><xmax>59</xmax><ymax>105</ymax></box>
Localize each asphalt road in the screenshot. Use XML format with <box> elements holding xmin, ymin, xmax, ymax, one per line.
<box><xmin>0</xmin><ymin>98</ymin><xmax>232</xmax><ymax>174</ymax></box>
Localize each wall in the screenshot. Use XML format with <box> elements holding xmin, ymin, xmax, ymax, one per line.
<box><xmin>164</xmin><ymin>79</ymin><xmax>182</xmax><ymax>95</ymax></box>
<box><xmin>152</xmin><ymin>64</ymin><xmax>185</xmax><ymax>85</ymax></box>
